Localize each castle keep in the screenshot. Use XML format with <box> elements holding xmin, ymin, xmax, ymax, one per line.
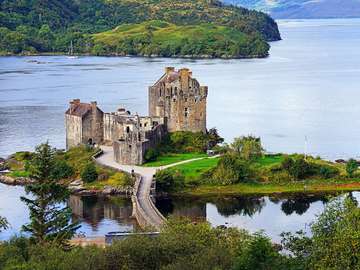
<box><xmin>65</xmin><ymin>67</ymin><xmax>208</xmax><ymax>165</ymax></box>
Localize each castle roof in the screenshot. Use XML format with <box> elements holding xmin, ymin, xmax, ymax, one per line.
<box><xmin>65</xmin><ymin>103</ymin><xmax>92</xmax><ymax>117</ymax></box>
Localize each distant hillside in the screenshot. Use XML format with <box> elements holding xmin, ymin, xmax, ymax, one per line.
<box><xmin>223</xmin><ymin>0</ymin><xmax>360</xmax><ymax>19</ymax></box>
<box><xmin>92</xmin><ymin>20</ymin><xmax>270</xmax><ymax>58</ymax></box>
<box><xmin>0</xmin><ymin>0</ymin><xmax>280</xmax><ymax>58</ymax></box>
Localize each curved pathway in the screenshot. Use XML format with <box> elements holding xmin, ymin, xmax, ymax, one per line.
<box><xmin>95</xmin><ymin>146</ymin><xmax>216</xmax><ymax>230</ymax></box>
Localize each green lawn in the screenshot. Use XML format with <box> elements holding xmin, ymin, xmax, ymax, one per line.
<box><xmin>142</xmin><ymin>153</ymin><xmax>208</xmax><ymax>167</ymax></box>
<box><xmin>253</xmin><ymin>154</ymin><xmax>285</xmax><ymax>166</ymax></box>
<box><xmin>168</xmin><ymin>157</ymin><xmax>220</xmax><ymax>182</ymax></box>
<box><xmin>180</xmin><ymin>179</ymin><xmax>360</xmax><ymax>196</ymax></box>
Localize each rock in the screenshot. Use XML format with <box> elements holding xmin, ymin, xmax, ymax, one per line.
<box><xmin>0</xmin><ymin>158</ymin><xmax>9</xmax><ymax>171</ymax></box>
<box><xmin>0</xmin><ymin>175</ymin><xmax>33</xmax><ymax>185</ymax></box>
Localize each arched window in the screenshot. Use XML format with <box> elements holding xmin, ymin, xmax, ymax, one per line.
<box><xmin>126</xmin><ymin>126</ymin><xmax>130</xmax><ymax>133</ymax></box>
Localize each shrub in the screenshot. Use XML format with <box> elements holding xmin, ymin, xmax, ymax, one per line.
<box><xmin>346</xmin><ymin>159</ymin><xmax>358</xmax><ymax>178</ymax></box>
<box><xmin>318</xmin><ymin>165</ymin><xmax>339</xmax><ymax>179</ymax></box>
<box><xmin>81</xmin><ymin>163</ymin><xmax>98</xmax><ymax>183</ymax></box>
<box><xmin>144</xmin><ymin>148</ymin><xmax>159</xmax><ymax>162</ymax></box>
<box><xmin>155</xmin><ymin>170</ymin><xmax>184</xmax><ymax>192</ymax></box>
<box><xmin>281</xmin><ymin>156</ymin><xmax>311</xmax><ymax>180</ymax></box>
<box><xmin>51</xmin><ymin>160</ymin><xmax>74</xmax><ymax>180</ymax></box>
<box><xmin>231</xmin><ymin>136</ymin><xmax>264</xmax><ymax>161</ymax></box>
<box><xmin>210</xmin><ymin>154</ymin><xmax>251</xmax><ymax>185</ymax></box>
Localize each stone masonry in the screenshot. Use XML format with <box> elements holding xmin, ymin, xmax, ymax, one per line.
<box><xmin>65</xmin><ymin>67</ymin><xmax>207</xmax><ymax>165</ymax></box>
<box><xmin>149</xmin><ymin>67</ymin><xmax>208</xmax><ymax>133</ymax></box>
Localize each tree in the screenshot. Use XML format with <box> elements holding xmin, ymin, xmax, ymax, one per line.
<box><xmin>231</xmin><ymin>136</ymin><xmax>264</xmax><ymax>160</ymax></box>
<box><xmin>234</xmin><ymin>233</ymin><xmax>286</xmax><ymax>270</ymax></box>
<box><xmin>155</xmin><ymin>170</ymin><xmax>184</xmax><ymax>192</ymax></box>
<box><xmin>51</xmin><ymin>159</ymin><xmax>74</xmax><ymax>180</ymax></box>
<box><xmin>346</xmin><ymin>158</ymin><xmax>358</xmax><ymax>178</ymax></box>
<box><xmin>81</xmin><ymin>162</ymin><xmax>98</xmax><ymax>183</ymax></box>
<box><xmin>21</xmin><ymin>142</ymin><xmax>80</xmax><ymax>246</ymax></box>
<box><xmin>282</xmin><ymin>196</ymin><xmax>360</xmax><ymax>270</ymax></box>
<box><xmin>207</xmin><ymin>127</ymin><xmax>224</xmax><ymax>149</ymax></box>
<box><xmin>211</xmin><ymin>153</ymin><xmax>251</xmax><ymax>185</ymax></box>
<box><xmin>0</xmin><ymin>216</ymin><xmax>9</xmax><ymax>232</ymax></box>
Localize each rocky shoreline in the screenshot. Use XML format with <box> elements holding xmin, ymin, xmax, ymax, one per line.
<box><xmin>0</xmin><ymin>174</ymin><xmax>132</xmax><ymax>197</ymax></box>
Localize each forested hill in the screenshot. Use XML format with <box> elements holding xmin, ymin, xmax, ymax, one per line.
<box><xmin>0</xmin><ymin>0</ymin><xmax>281</xmax><ymax>58</ymax></box>
<box><xmin>222</xmin><ymin>0</ymin><xmax>360</xmax><ymax>19</ymax></box>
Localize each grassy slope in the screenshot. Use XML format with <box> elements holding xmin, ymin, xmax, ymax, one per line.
<box><xmin>143</xmin><ymin>152</ymin><xmax>208</xmax><ymax>167</ymax></box>
<box><xmin>163</xmin><ymin>154</ymin><xmax>360</xmax><ymax>195</ymax></box>
<box><xmin>92</xmin><ymin>20</ymin><xmax>267</xmax><ymax>57</ymax></box>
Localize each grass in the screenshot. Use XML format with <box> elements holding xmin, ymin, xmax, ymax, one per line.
<box><xmin>253</xmin><ymin>154</ymin><xmax>285</xmax><ymax>167</ymax></box>
<box><xmin>84</xmin><ymin>172</ymin><xmax>133</xmax><ymax>190</ymax></box>
<box><xmin>167</xmin><ymin>157</ymin><xmax>220</xmax><ymax>182</ymax></box>
<box><xmin>180</xmin><ymin>179</ymin><xmax>360</xmax><ymax>196</ymax></box>
<box><xmin>143</xmin><ymin>153</ymin><xmax>208</xmax><ymax>167</ymax></box>
<box><xmin>8</xmin><ymin>170</ymin><xmax>30</xmax><ymax>178</ymax></box>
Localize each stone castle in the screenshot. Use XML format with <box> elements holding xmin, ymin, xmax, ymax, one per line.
<box><xmin>65</xmin><ymin>67</ymin><xmax>208</xmax><ymax>165</ymax></box>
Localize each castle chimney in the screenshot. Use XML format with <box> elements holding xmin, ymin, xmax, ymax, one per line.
<box><xmin>91</xmin><ymin>101</ymin><xmax>97</xmax><ymax>109</ymax></box>
<box><xmin>179</xmin><ymin>68</ymin><xmax>190</xmax><ymax>90</ymax></box>
<box><xmin>165</xmin><ymin>67</ymin><xmax>175</xmax><ymax>74</ymax></box>
<box><xmin>70</xmin><ymin>99</ymin><xmax>80</xmax><ymax>114</ymax></box>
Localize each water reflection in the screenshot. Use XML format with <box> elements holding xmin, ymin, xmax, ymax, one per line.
<box><xmin>69</xmin><ymin>195</ymin><xmax>137</xmax><ymax>233</ymax></box>
<box><xmin>156</xmin><ymin>192</ymin><xmax>360</xmax><ymax>242</ymax></box>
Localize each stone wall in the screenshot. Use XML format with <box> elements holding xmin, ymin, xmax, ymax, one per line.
<box><xmin>149</xmin><ymin>67</ymin><xmax>207</xmax><ymax>133</ymax></box>
<box><xmin>113</xmin><ymin>123</ymin><xmax>167</xmax><ymax>165</ymax></box>
<box><xmin>65</xmin><ymin>114</ymin><xmax>82</xmax><ymax>149</ymax></box>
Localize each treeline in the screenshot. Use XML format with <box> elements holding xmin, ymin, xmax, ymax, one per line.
<box><xmin>0</xmin><ymin>0</ymin><xmax>280</xmax><ymax>56</ymax></box>
<box><xmin>0</xmin><ymin>197</ymin><xmax>359</xmax><ymax>269</ymax></box>
<box><xmin>91</xmin><ymin>21</ymin><xmax>270</xmax><ymax>58</ymax></box>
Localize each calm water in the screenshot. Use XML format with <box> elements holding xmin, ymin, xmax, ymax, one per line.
<box><xmin>1</xmin><ymin>19</ymin><xmax>360</xmax><ymax>241</ymax></box>
<box><xmin>1</xmin><ymin>19</ymin><xmax>360</xmax><ymax>159</ymax></box>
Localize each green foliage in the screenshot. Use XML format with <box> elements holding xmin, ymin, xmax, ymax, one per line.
<box><xmin>0</xmin><ymin>216</ymin><xmax>8</xmax><ymax>232</ymax></box>
<box><xmin>233</xmin><ymin>233</ymin><xmax>288</xmax><ymax>270</ymax></box>
<box><xmin>210</xmin><ymin>153</ymin><xmax>251</xmax><ymax>185</ymax></box>
<box><xmin>346</xmin><ymin>158</ymin><xmax>358</xmax><ymax>178</ymax></box>
<box><xmin>20</xmin><ymin>142</ymin><xmax>80</xmax><ymax>246</ymax></box>
<box><xmin>281</xmin><ymin>156</ymin><xmax>311</xmax><ymax>180</ymax></box>
<box><xmin>51</xmin><ymin>160</ymin><xmax>74</xmax><ymax>180</ymax></box>
<box><xmin>0</xmin><ymin>0</ymin><xmax>280</xmax><ymax>56</ymax></box>
<box><xmin>231</xmin><ymin>135</ymin><xmax>264</xmax><ymax>160</ymax></box>
<box><xmin>282</xmin><ymin>195</ymin><xmax>360</xmax><ymax>270</ymax></box>
<box><xmin>144</xmin><ymin>148</ymin><xmax>159</xmax><ymax>162</ymax></box>
<box><xmin>155</xmin><ymin>170</ymin><xmax>185</xmax><ymax>192</ymax></box>
<box><xmin>158</xmin><ymin>130</ymin><xmax>223</xmax><ymax>154</ymax></box>
<box><xmin>81</xmin><ymin>163</ymin><xmax>98</xmax><ymax>183</ymax></box>
<box><xmin>92</xmin><ymin>20</ymin><xmax>270</xmax><ymax>58</ymax></box>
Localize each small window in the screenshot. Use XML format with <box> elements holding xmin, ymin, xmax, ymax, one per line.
<box><xmin>185</xmin><ymin>98</ymin><xmax>187</xmax><ymax>102</ymax></box>
<box><xmin>185</xmin><ymin>112</ymin><xmax>188</xmax><ymax>118</ymax></box>
<box><xmin>144</xmin><ymin>123</ymin><xmax>147</xmax><ymax>127</ymax></box>
<box><xmin>159</xmin><ymin>89</ymin><xmax>162</xmax><ymax>97</ymax></box>
<box><xmin>129</xmin><ymin>144</ymin><xmax>132</xmax><ymax>149</ymax></box>
<box><xmin>126</xmin><ymin>126</ymin><xmax>130</xmax><ymax>133</ymax></box>
<box><xmin>140</xmin><ymin>123</ymin><xmax>142</xmax><ymax>127</ymax></box>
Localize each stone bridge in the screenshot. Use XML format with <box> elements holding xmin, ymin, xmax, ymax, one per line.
<box><xmin>95</xmin><ymin>146</ymin><xmax>213</xmax><ymax>231</ymax></box>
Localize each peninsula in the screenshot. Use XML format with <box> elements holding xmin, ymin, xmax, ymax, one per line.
<box><xmin>0</xmin><ymin>0</ymin><xmax>280</xmax><ymax>58</ymax></box>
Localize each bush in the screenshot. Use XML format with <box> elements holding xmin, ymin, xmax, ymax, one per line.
<box><xmin>81</xmin><ymin>163</ymin><xmax>98</xmax><ymax>183</ymax></box>
<box><xmin>346</xmin><ymin>159</ymin><xmax>358</xmax><ymax>178</ymax></box>
<box><xmin>210</xmin><ymin>154</ymin><xmax>251</xmax><ymax>185</ymax></box>
<box><xmin>281</xmin><ymin>156</ymin><xmax>311</xmax><ymax>180</ymax></box>
<box><xmin>155</xmin><ymin>170</ymin><xmax>185</xmax><ymax>192</ymax></box>
<box><xmin>318</xmin><ymin>165</ymin><xmax>339</xmax><ymax>179</ymax></box>
<box><xmin>144</xmin><ymin>148</ymin><xmax>159</xmax><ymax>162</ymax></box>
<box><xmin>51</xmin><ymin>160</ymin><xmax>74</xmax><ymax>180</ymax></box>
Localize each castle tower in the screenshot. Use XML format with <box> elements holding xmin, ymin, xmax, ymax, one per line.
<box><xmin>148</xmin><ymin>67</ymin><xmax>208</xmax><ymax>133</ymax></box>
